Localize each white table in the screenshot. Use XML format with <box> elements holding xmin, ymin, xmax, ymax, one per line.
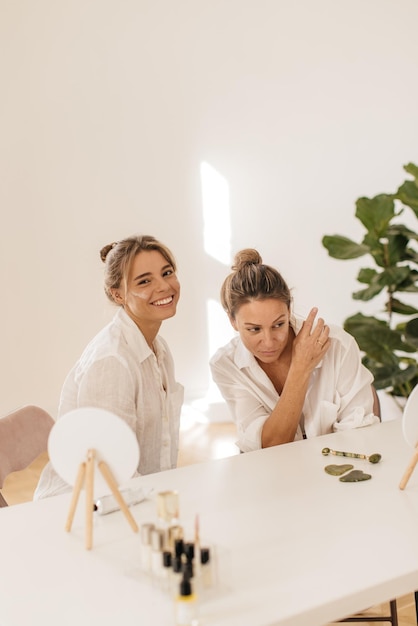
<box><xmin>1</xmin><ymin>418</ymin><xmax>418</xmax><ymax>626</ymax></box>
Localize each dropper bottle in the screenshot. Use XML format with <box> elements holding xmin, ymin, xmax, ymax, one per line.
<box><xmin>175</xmin><ymin>573</ymin><xmax>198</xmax><ymax>626</ymax></box>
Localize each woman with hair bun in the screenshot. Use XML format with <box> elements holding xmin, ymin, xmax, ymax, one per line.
<box><xmin>210</xmin><ymin>248</ymin><xmax>379</xmax><ymax>453</ymax></box>
<box><xmin>35</xmin><ymin>234</ymin><xmax>183</xmax><ymax>498</ymax></box>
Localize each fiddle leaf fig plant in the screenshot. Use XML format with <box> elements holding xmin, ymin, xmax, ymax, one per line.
<box><xmin>322</xmin><ymin>163</ymin><xmax>418</xmax><ymax>399</ymax></box>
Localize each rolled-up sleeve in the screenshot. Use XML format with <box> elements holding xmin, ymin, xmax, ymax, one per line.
<box><xmin>210</xmin><ymin>352</ymin><xmax>274</xmax><ymax>452</ymax></box>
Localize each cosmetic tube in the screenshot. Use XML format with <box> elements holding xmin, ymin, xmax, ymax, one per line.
<box><xmin>94</xmin><ymin>486</ymin><xmax>146</xmax><ymax>515</ymax></box>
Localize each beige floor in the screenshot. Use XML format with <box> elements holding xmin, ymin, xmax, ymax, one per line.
<box><xmin>1</xmin><ymin>419</ymin><xmax>416</xmax><ymax>625</ymax></box>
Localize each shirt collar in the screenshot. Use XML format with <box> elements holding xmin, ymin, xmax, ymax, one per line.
<box><xmin>115</xmin><ymin>307</ymin><xmax>166</xmax><ymax>363</ymax></box>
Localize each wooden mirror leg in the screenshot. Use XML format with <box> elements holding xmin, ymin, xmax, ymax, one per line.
<box><xmin>85</xmin><ymin>449</ymin><xmax>96</xmax><ymax>550</ymax></box>
<box><xmin>98</xmin><ymin>460</ymin><xmax>139</xmax><ymax>533</ymax></box>
<box><xmin>399</xmin><ymin>445</ymin><xmax>418</xmax><ymax>490</ymax></box>
<box><xmin>65</xmin><ymin>462</ymin><xmax>86</xmax><ymax>532</ymax></box>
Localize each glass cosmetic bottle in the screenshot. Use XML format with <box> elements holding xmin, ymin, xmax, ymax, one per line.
<box><xmin>175</xmin><ymin>574</ymin><xmax>198</xmax><ymax>626</ymax></box>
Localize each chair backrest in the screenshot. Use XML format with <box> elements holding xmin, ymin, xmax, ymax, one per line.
<box><xmin>372</xmin><ymin>385</ymin><xmax>381</xmax><ymax>420</ymax></box>
<box><xmin>0</xmin><ymin>405</ymin><xmax>54</xmax><ymax>492</ymax></box>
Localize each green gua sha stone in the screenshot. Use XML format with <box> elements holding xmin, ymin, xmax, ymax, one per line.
<box><xmin>324</xmin><ymin>464</ymin><xmax>354</xmax><ymax>476</ymax></box>
<box><xmin>339</xmin><ymin>470</ymin><xmax>372</xmax><ymax>483</ymax></box>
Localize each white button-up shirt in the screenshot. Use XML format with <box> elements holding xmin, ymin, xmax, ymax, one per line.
<box><xmin>210</xmin><ymin>315</ymin><xmax>379</xmax><ymax>453</ymax></box>
<box><xmin>34</xmin><ymin>307</ymin><xmax>183</xmax><ymax>499</ymax></box>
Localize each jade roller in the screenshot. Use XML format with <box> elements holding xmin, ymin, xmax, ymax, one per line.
<box><xmin>322</xmin><ymin>447</ymin><xmax>381</xmax><ymax>464</ymax></box>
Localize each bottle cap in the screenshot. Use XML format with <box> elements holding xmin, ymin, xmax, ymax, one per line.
<box><xmin>179</xmin><ymin>574</ymin><xmax>193</xmax><ymax>597</ymax></box>
<box><xmin>150</xmin><ymin>528</ymin><xmax>164</xmax><ymax>551</ymax></box>
<box><xmin>172</xmin><ymin>555</ymin><xmax>183</xmax><ymax>573</ymax></box>
<box><xmin>182</xmin><ymin>559</ymin><xmax>194</xmax><ymax>579</ymax></box>
<box><xmin>167</xmin><ymin>524</ymin><xmax>183</xmax><ymax>550</ymax></box>
<box><xmin>174</xmin><ymin>538</ymin><xmax>184</xmax><ymax>557</ymax></box>
<box><xmin>200</xmin><ymin>547</ymin><xmax>210</xmax><ymax>564</ymax></box>
<box><xmin>140</xmin><ymin>523</ymin><xmax>155</xmax><ymax>545</ymax></box>
<box><xmin>184</xmin><ymin>542</ymin><xmax>195</xmax><ymax>561</ymax></box>
<box><xmin>156</xmin><ymin>490</ymin><xmax>179</xmax><ymax>523</ymax></box>
<box><xmin>162</xmin><ymin>551</ymin><xmax>172</xmax><ymax>568</ymax></box>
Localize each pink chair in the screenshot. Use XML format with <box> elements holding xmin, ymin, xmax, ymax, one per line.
<box><xmin>0</xmin><ymin>405</ymin><xmax>54</xmax><ymax>507</ymax></box>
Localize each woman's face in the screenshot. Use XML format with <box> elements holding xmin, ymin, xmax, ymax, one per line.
<box><xmin>231</xmin><ymin>298</ymin><xmax>291</xmax><ymax>364</ymax></box>
<box><xmin>113</xmin><ymin>249</ymin><xmax>180</xmax><ymax>326</ymax></box>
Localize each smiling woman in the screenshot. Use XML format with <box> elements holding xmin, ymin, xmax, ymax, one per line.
<box><xmin>34</xmin><ymin>235</ymin><xmax>184</xmax><ymax>499</ymax></box>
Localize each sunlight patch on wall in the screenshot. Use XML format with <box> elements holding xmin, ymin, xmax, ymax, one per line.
<box><xmin>200</xmin><ymin>161</ymin><xmax>231</xmax><ymax>265</ymax></box>
<box><xmin>186</xmin><ymin>162</ymin><xmax>235</xmax><ymax>422</ymax></box>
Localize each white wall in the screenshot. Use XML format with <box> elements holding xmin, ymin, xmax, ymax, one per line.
<box><xmin>2</xmin><ymin>0</ymin><xmax>418</xmax><ymax>417</ymax></box>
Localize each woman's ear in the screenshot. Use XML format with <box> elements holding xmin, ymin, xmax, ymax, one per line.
<box><xmin>111</xmin><ymin>289</ymin><xmax>124</xmax><ymax>305</ymax></box>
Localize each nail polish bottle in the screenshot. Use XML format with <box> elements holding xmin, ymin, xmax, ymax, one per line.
<box><xmin>171</xmin><ymin>555</ymin><xmax>183</xmax><ymax>598</ymax></box>
<box><xmin>175</xmin><ymin>574</ymin><xmax>199</xmax><ymax>626</ymax></box>
<box><xmin>199</xmin><ymin>547</ymin><xmax>213</xmax><ymax>588</ymax></box>
<box><xmin>150</xmin><ymin>528</ymin><xmax>165</xmax><ymax>578</ymax></box>
<box><xmin>161</xmin><ymin>550</ymin><xmax>173</xmax><ymax>592</ymax></box>
<box><xmin>140</xmin><ymin>523</ymin><xmax>155</xmax><ymax>573</ymax></box>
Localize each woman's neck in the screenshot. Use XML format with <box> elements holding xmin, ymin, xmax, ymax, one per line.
<box><xmin>123</xmin><ymin>307</ymin><xmax>161</xmax><ymax>349</ymax></box>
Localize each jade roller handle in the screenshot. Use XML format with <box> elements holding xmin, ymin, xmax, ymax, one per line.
<box><xmin>322</xmin><ymin>447</ymin><xmax>381</xmax><ymax>464</ymax></box>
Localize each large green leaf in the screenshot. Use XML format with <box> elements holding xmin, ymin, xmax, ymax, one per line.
<box><xmin>344</xmin><ymin>313</ymin><xmax>416</xmax><ymax>358</ymax></box>
<box><xmin>386</xmin><ymin>234</ymin><xmax>412</xmax><ymax>264</ymax></box>
<box><xmin>389</xmin><ymin>298</ymin><xmax>418</xmax><ymax>316</ymax></box>
<box><xmin>352</xmin><ymin>284</ymin><xmax>384</xmax><ymax>301</ymax></box>
<box><xmin>387</xmin><ymin>223</ymin><xmax>418</xmax><ymax>242</ymax></box>
<box><xmin>405</xmin><ymin>317</ymin><xmax>418</xmax><ymax>336</ymax></box>
<box><xmin>355</xmin><ymin>194</ymin><xmax>395</xmax><ymax>233</ymax></box>
<box><xmin>356</xmin><ymin>267</ymin><xmax>377</xmax><ymax>285</ymax></box>
<box><xmin>404</xmin><ymin>317</ymin><xmax>418</xmax><ymax>348</ymax></box>
<box><xmin>322</xmin><ymin>235</ymin><xmax>369</xmax><ymax>260</ymax></box>
<box><xmin>404</xmin><ymin>162</ymin><xmax>418</xmax><ymax>179</ymax></box>
<box><xmin>363</xmin><ymin>232</ymin><xmax>411</xmax><ymax>268</ymax></box>
<box><xmin>363</xmin><ymin>359</ymin><xmax>418</xmax><ymax>396</ymax></box>
<box><xmin>377</xmin><ymin>266</ymin><xmax>411</xmax><ymax>288</ymax></box>
<box><xmin>397</xmin><ymin>180</ymin><xmax>418</xmax><ymax>216</ymax></box>
<box><xmin>353</xmin><ymin>268</ymin><xmax>383</xmax><ymax>300</ymax></box>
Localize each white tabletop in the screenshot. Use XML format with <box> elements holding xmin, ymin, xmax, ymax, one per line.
<box><xmin>1</xmin><ymin>418</ymin><xmax>418</xmax><ymax>626</ymax></box>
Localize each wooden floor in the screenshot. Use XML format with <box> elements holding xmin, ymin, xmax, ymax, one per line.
<box><xmin>1</xmin><ymin>418</ymin><xmax>416</xmax><ymax>625</ymax></box>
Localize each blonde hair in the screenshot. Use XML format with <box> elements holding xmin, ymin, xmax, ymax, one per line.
<box><xmin>220</xmin><ymin>248</ymin><xmax>292</xmax><ymax>318</ymax></box>
<box><xmin>100</xmin><ymin>235</ymin><xmax>177</xmax><ymax>304</ymax></box>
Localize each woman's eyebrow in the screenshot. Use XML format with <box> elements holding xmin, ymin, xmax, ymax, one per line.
<box><xmin>132</xmin><ymin>271</ymin><xmax>151</xmax><ymax>281</ymax></box>
<box><xmin>132</xmin><ymin>264</ymin><xmax>172</xmax><ymax>282</ymax></box>
<box><xmin>243</xmin><ymin>314</ymin><xmax>286</xmax><ymax>327</ymax></box>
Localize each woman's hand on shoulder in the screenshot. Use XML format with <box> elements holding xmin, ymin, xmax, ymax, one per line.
<box><xmin>292</xmin><ymin>307</ymin><xmax>330</xmax><ymax>371</ymax></box>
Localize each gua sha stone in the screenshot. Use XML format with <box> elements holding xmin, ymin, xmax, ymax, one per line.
<box><xmin>339</xmin><ymin>470</ymin><xmax>372</xmax><ymax>483</ymax></box>
<box><xmin>324</xmin><ymin>464</ymin><xmax>354</xmax><ymax>476</ymax></box>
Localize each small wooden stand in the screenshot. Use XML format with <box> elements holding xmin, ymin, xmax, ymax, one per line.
<box><xmin>399</xmin><ymin>443</ymin><xmax>418</xmax><ymax>490</ymax></box>
<box><xmin>65</xmin><ymin>448</ymin><xmax>139</xmax><ymax>549</ymax></box>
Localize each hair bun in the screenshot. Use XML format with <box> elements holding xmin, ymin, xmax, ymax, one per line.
<box><xmin>99</xmin><ymin>242</ymin><xmax>117</xmax><ymax>263</ymax></box>
<box><xmin>232</xmin><ymin>248</ymin><xmax>262</xmax><ymax>272</ymax></box>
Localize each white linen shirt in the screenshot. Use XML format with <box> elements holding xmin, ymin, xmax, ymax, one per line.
<box><xmin>34</xmin><ymin>307</ymin><xmax>184</xmax><ymax>499</ymax></box>
<box><xmin>210</xmin><ymin>314</ymin><xmax>379</xmax><ymax>453</ymax></box>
